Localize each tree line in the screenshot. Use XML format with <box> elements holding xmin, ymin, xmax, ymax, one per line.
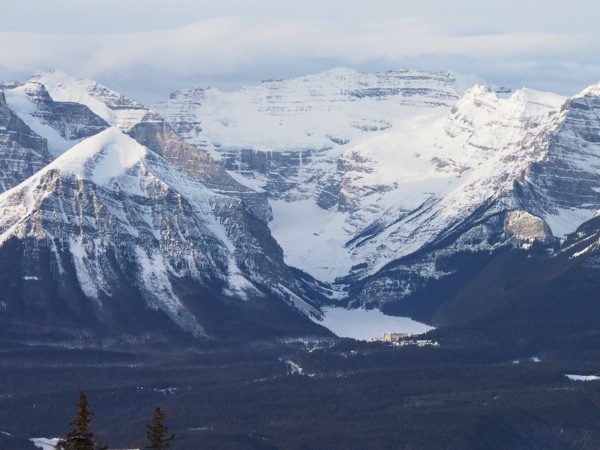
<box><xmin>55</xmin><ymin>392</ymin><xmax>174</xmax><ymax>450</ymax></box>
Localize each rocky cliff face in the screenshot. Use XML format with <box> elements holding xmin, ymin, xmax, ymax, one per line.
<box><xmin>0</xmin><ymin>90</ymin><xmax>53</xmax><ymax>192</ymax></box>
<box><xmin>526</xmin><ymin>87</ymin><xmax>600</xmax><ymax>221</ymax></box>
<box><xmin>10</xmin><ymin>81</ymin><xmax>109</xmax><ymax>140</ymax></box>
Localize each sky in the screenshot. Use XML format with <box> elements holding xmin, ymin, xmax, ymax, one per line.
<box><xmin>1</xmin><ymin>0</ymin><xmax>600</xmax><ymax>103</ymax></box>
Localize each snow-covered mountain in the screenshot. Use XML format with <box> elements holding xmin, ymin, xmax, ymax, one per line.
<box><xmin>155</xmin><ymin>68</ymin><xmax>600</xmax><ymax>316</ymax></box>
<box><xmin>155</xmin><ymin>68</ymin><xmax>463</xmax><ymax>152</ymax></box>
<box><xmin>2</xmin><ymin>67</ymin><xmax>600</xmax><ymax>343</ymax></box>
<box><xmin>0</xmin><ymin>74</ymin><xmax>331</xmax><ymax>343</ymax></box>
<box><xmin>0</xmin><ymin>127</ymin><xmax>327</xmax><ymax>342</ymax></box>
<box><xmin>153</xmin><ymin>68</ymin><xmax>474</xmax><ymax>280</ymax></box>
<box><xmin>342</xmin><ymin>83</ymin><xmax>600</xmax><ymax>313</ymax></box>
<box><xmin>9</xmin><ymin>71</ymin><xmax>272</xmax><ymax>220</ymax></box>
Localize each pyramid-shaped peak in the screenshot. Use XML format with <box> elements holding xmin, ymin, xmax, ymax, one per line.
<box><xmin>46</xmin><ymin>127</ymin><xmax>147</xmax><ymax>184</ymax></box>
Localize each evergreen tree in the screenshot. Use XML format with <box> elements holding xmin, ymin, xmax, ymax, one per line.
<box><xmin>55</xmin><ymin>392</ymin><xmax>106</xmax><ymax>450</ymax></box>
<box><xmin>146</xmin><ymin>407</ymin><xmax>175</xmax><ymax>449</ymax></box>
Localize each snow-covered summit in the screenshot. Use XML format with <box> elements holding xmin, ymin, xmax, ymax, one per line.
<box><xmin>30</xmin><ymin>71</ymin><xmax>157</xmax><ymax>131</ymax></box>
<box><xmin>43</xmin><ymin>127</ymin><xmax>147</xmax><ymax>184</ymax></box>
<box><xmin>154</xmin><ymin>67</ymin><xmax>464</xmax><ymax>156</ymax></box>
<box><xmin>577</xmin><ymin>81</ymin><xmax>600</xmax><ymax>98</ymax></box>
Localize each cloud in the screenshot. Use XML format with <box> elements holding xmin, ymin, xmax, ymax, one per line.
<box><xmin>1</xmin><ymin>16</ymin><xmax>599</xmax><ymax>101</ymax></box>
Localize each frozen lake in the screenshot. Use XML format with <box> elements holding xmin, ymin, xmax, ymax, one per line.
<box><xmin>316</xmin><ymin>307</ymin><xmax>434</xmax><ymax>341</ymax></box>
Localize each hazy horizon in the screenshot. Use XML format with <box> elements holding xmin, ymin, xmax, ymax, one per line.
<box><xmin>1</xmin><ymin>0</ymin><xmax>599</xmax><ymax>103</ymax></box>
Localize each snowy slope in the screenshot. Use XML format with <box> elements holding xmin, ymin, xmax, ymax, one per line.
<box><xmin>269</xmin><ymin>85</ymin><xmax>568</xmax><ymax>282</ymax></box>
<box><xmin>154</xmin><ymin>68</ymin><xmax>462</xmax><ymax>156</ymax></box>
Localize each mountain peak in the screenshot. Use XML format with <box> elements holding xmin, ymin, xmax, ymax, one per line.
<box><xmin>46</xmin><ymin>127</ymin><xmax>147</xmax><ymax>184</ymax></box>
<box><xmin>29</xmin><ymin>71</ymin><xmax>150</xmax><ymax>130</ymax></box>
<box><xmin>577</xmin><ymin>81</ymin><xmax>600</xmax><ymax>98</ymax></box>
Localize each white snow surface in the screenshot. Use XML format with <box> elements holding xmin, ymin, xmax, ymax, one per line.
<box><xmin>316</xmin><ymin>307</ymin><xmax>434</xmax><ymax>341</ymax></box>
<box><xmin>269</xmin><ymin>85</ymin><xmax>570</xmax><ymax>280</ymax></box>
<box><xmin>31</xmin><ymin>438</ymin><xmax>60</xmax><ymax>450</ymax></box>
<box><xmin>44</xmin><ymin>127</ymin><xmax>147</xmax><ymax>184</ymax></box>
<box><xmin>154</xmin><ymin>68</ymin><xmax>462</xmax><ymax>157</ymax></box>
<box><xmin>565</xmin><ymin>374</ymin><xmax>600</xmax><ymax>381</ymax></box>
<box><xmin>270</xmin><ymin>198</ymin><xmax>353</xmax><ymax>282</ymax></box>
<box><xmin>546</xmin><ymin>207</ymin><xmax>597</xmax><ymax>239</ymax></box>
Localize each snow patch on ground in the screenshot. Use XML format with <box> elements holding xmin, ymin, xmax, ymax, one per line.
<box><xmin>70</xmin><ymin>237</ymin><xmax>101</xmax><ymax>301</ymax></box>
<box><xmin>31</xmin><ymin>438</ymin><xmax>60</xmax><ymax>450</ymax></box>
<box><xmin>284</xmin><ymin>359</ymin><xmax>304</xmax><ymax>375</ymax></box>
<box><xmin>224</xmin><ymin>261</ymin><xmax>258</xmax><ymax>301</ymax></box>
<box><xmin>315</xmin><ymin>307</ymin><xmax>434</xmax><ymax>341</ymax></box>
<box><xmin>226</xmin><ymin>170</ymin><xmax>266</xmax><ymax>193</ymax></box>
<box><xmin>565</xmin><ymin>374</ymin><xmax>600</xmax><ymax>381</ymax></box>
<box><xmin>135</xmin><ymin>246</ymin><xmax>207</xmax><ymax>338</ymax></box>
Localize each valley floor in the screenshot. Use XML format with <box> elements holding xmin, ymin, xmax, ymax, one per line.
<box><xmin>2</xmin><ymin>336</ymin><xmax>600</xmax><ymax>449</ymax></box>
